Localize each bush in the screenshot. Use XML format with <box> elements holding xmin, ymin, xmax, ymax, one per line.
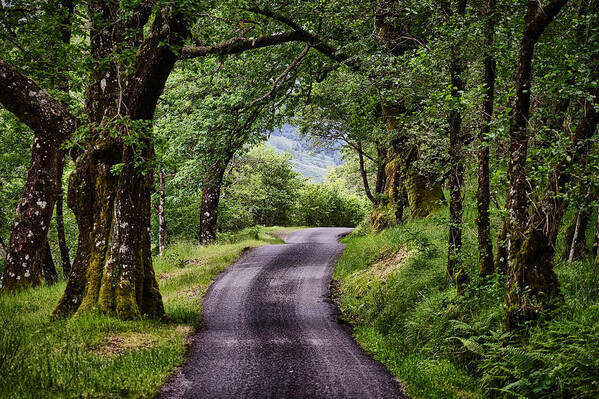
<box><xmin>292</xmin><ymin>183</ymin><xmax>367</xmax><ymax>227</ymax></box>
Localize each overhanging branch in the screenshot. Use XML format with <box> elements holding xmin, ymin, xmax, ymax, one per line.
<box><xmin>181</xmin><ymin>31</ymin><xmax>302</xmax><ymax>59</ymax></box>
<box><xmin>0</xmin><ymin>58</ymin><xmax>79</xmax><ymax>139</ymax></box>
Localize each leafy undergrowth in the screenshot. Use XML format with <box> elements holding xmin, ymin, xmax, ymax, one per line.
<box><xmin>0</xmin><ymin>226</ymin><xmax>293</xmax><ymax>398</ymax></box>
<box><xmin>334</xmin><ymin>216</ymin><xmax>599</xmax><ymax>399</ymax></box>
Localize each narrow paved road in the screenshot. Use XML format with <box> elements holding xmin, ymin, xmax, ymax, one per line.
<box><xmin>158</xmin><ymin>228</ymin><xmax>406</xmax><ymax>399</ymax></box>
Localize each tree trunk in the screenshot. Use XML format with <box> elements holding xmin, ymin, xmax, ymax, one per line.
<box><xmin>478</xmin><ymin>0</ymin><xmax>496</xmax><ymax>276</ymax></box>
<box><xmin>56</xmin><ymin>183</ymin><xmax>71</xmax><ymax>278</ymax></box>
<box><xmin>0</xmin><ymin>1</ymin><xmax>76</xmax><ymax>290</ymax></box>
<box><xmin>389</xmin><ymin>157</ymin><xmax>405</xmax><ymax>223</ymax></box>
<box><xmin>157</xmin><ymin>170</ymin><xmax>170</xmax><ymax>255</ymax></box>
<box><xmin>357</xmin><ymin>141</ymin><xmax>376</xmax><ymax>204</ymax></box>
<box><xmin>505</xmin><ymin>0</ymin><xmax>568</xmax><ymax>329</ymax></box>
<box><xmin>446</xmin><ymin>0</ymin><xmax>468</xmax><ymax>294</ymax></box>
<box><xmin>199</xmin><ymin>167</ymin><xmax>227</xmax><ymax>245</ymax></box>
<box><xmin>53</xmin><ymin>7</ymin><xmax>186</xmax><ymax>319</ymax></box>
<box><xmin>375</xmin><ymin>9</ymin><xmax>444</xmax><ymax>219</ymax></box>
<box><xmin>593</xmin><ymin>207</ymin><xmax>599</xmax><ymax>260</ymax></box>
<box><xmin>563</xmin><ymin>208</ymin><xmax>590</xmax><ymax>261</ymax></box>
<box><xmin>494</xmin><ymin>217</ymin><xmax>509</xmax><ymax>273</ymax></box>
<box><xmin>2</xmin><ymin>126</ymin><xmax>65</xmax><ymax>290</ymax></box>
<box><xmin>374</xmin><ymin>145</ymin><xmax>387</xmax><ymax>196</ymax></box>
<box><xmin>0</xmin><ymin>61</ymin><xmax>78</xmax><ymax>290</ymax></box>
<box><xmin>0</xmin><ymin>237</ymin><xmax>7</xmax><ymax>261</ymax></box>
<box><xmin>41</xmin><ymin>241</ymin><xmax>57</xmax><ymax>284</ymax></box>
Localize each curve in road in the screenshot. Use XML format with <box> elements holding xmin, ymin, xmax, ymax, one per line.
<box><xmin>158</xmin><ymin>227</ymin><xmax>406</xmax><ymax>398</ymax></box>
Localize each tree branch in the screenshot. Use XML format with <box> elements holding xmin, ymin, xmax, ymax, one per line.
<box><xmin>183</xmin><ymin>8</ymin><xmax>362</xmax><ymax>73</ymax></box>
<box><xmin>248</xmin><ymin>44</ymin><xmax>310</xmax><ymax>107</ymax></box>
<box><xmin>245</xmin><ymin>7</ymin><xmax>361</xmax><ymax>71</ymax></box>
<box><xmin>0</xmin><ymin>58</ymin><xmax>79</xmax><ymax>139</ymax></box>
<box><xmin>181</xmin><ymin>31</ymin><xmax>302</xmax><ymax>59</ymax></box>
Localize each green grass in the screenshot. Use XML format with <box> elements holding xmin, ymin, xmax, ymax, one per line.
<box><xmin>0</xmin><ymin>227</ymin><xmax>297</xmax><ymax>398</ymax></box>
<box><xmin>334</xmin><ymin>203</ymin><xmax>599</xmax><ymax>398</ymax></box>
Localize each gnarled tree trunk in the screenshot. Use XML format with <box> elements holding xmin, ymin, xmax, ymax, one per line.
<box><xmin>375</xmin><ymin>10</ymin><xmax>444</xmax><ymax>221</ymax></box>
<box><xmin>53</xmin><ymin>7</ymin><xmax>186</xmax><ymax>319</ymax></box>
<box><xmin>0</xmin><ymin>60</ymin><xmax>78</xmax><ymax>290</ymax></box>
<box><xmin>0</xmin><ymin>1</ymin><xmax>75</xmax><ymax>290</ymax></box>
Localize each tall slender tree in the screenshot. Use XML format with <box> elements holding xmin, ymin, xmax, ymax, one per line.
<box><xmin>477</xmin><ymin>0</ymin><xmax>497</xmax><ymax>276</ymax></box>
<box><xmin>504</xmin><ymin>0</ymin><xmax>570</xmax><ymax>328</ymax></box>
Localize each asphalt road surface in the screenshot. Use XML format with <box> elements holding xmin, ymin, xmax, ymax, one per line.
<box><xmin>158</xmin><ymin>227</ymin><xmax>406</xmax><ymax>399</ymax></box>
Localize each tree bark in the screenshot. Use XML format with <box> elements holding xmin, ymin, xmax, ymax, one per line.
<box><xmin>593</xmin><ymin>207</ymin><xmax>599</xmax><ymax>260</ymax></box>
<box><xmin>199</xmin><ymin>166</ymin><xmax>227</xmax><ymax>245</ymax></box>
<box><xmin>374</xmin><ymin>145</ymin><xmax>387</xmax><ymax>197</ymax></box>
<box><xmin>0</xmin><ymin>237</ymin><xmax>7</xmax><ymax>261</ymax></box>
<box><xmin>563</xmin><ymin>208</ymin><xmax>590</xmax><ymax>261</ymax></box>
<box><xmin>56</xmin><ymin>188</ymin><xmax>71</xmax><ymax>277</ymax></box>
<box><xmin>0</xmin><ymin>1</ymin><xmax>76</xmax><ymax>290</ymax></box>
<box><xmin>446</xmin><ymin>0</ymin><xmax>468</xmax><ymax>294</ymax></box>
<box><xmin>505</xmin><ymin>0</ymin><xmax>568</xmax><ymax>329</ymax></box>
<box><xmin>157</xmin><ymin>170</ymin><xmax>170</xmax><ymax>255</ymax></box>
<box><xmin>41</xmin><ymin>241</ymin><xmax>57</xmax><ymax>284</ymax></box>
<box><xmin>53</xmin><ymin>6</ymin><xmax>186</xmax><ymax>319</ymax></box>
<box><xmin>0</xmin><ymin>60</ymin><xmax>78</xmax><ymax>290</ymax></box>
<box><xmin>494</xmin><ymin>217</ymin><xmax>509</xmax><ymax>273</ymax></box>
<box><xmin>375</xmin><ymin>10</ymin><xmax>444</xmax><ymax>219</ymax></box>
<box><xmin>357</xmin><ymin>141</ymin><xmax>376</xmax><ymax>204</ymax></box>
<box><xmin>477</xmin><ymin>0</ymin><xmax>497</xmax><ymax>276</ymax></box>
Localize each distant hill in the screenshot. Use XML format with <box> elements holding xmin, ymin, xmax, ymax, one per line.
<box><xmin>266</xmin><ymin>124</ymin><xmax>342</xmax><ymax>182</ymax></box>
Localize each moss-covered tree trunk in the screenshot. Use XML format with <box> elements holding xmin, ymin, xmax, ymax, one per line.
<box><xmin>53</xmin><ymin>5</ymin><xmax>186</xmax><ymax>319</ymax></box>
<box><xmin>54</xmin><ymin>142</ymin><xmax>163</xmax><ymax>319</ymax></box>
<box><xmin>494</xmin><ymin>217</ymin><xmax>509</xmax><ymax>273</ymax></box>
<box><xmin>374</xmin><ymin>144</ymin><xmax>387</xmax><ymax>197</ymax></box>
<box><xmin>375</xmin><ymin>9</ymin><xmax>444</xmax><ymax>221</ymax></box>
<box><xmin>381</xmin><ymin>103</ymin><xmax>444</xmax><ymax>218</ymax></box>
<box><xmin>505</xmin><ymin>0</ymin><xmax>591</xmax><ymax>327</ymax></box>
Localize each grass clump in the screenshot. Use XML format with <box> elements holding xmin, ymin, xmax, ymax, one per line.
<box><xmin>0</xmin><ymin>227</ymin><xmax>293</xmax><ymax>398</ymax></box>
<box><xmin>334</xmin><ymin>212</ymin><xmax>599</xmax><ymax>398</ymax></box>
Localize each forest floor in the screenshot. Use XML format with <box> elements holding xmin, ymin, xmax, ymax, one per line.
<box><xmin>158</xmin><ymin>227</ymin><xmax>405</xmax><ymax>398</ymax></box>
<box><xmin>0</xmin><ymin>227</ymin><xmax>294</xmax><ymax>398</ymax></box>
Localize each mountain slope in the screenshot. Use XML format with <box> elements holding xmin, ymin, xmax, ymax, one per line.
<box><xmin>266</xmin><ymin>124</ymin><xmax>341</xmax><ymax>182</ymax></box>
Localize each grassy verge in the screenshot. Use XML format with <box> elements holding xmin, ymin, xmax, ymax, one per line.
<box><xmin>333</xmin><ymin>208</ymin><xmax>599</xmax><ymax>398</ymax></box>
<box><xmin>0</xmin><ymin>226</ymin><xmax>295</xmax><ymax>398</ymax></box>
